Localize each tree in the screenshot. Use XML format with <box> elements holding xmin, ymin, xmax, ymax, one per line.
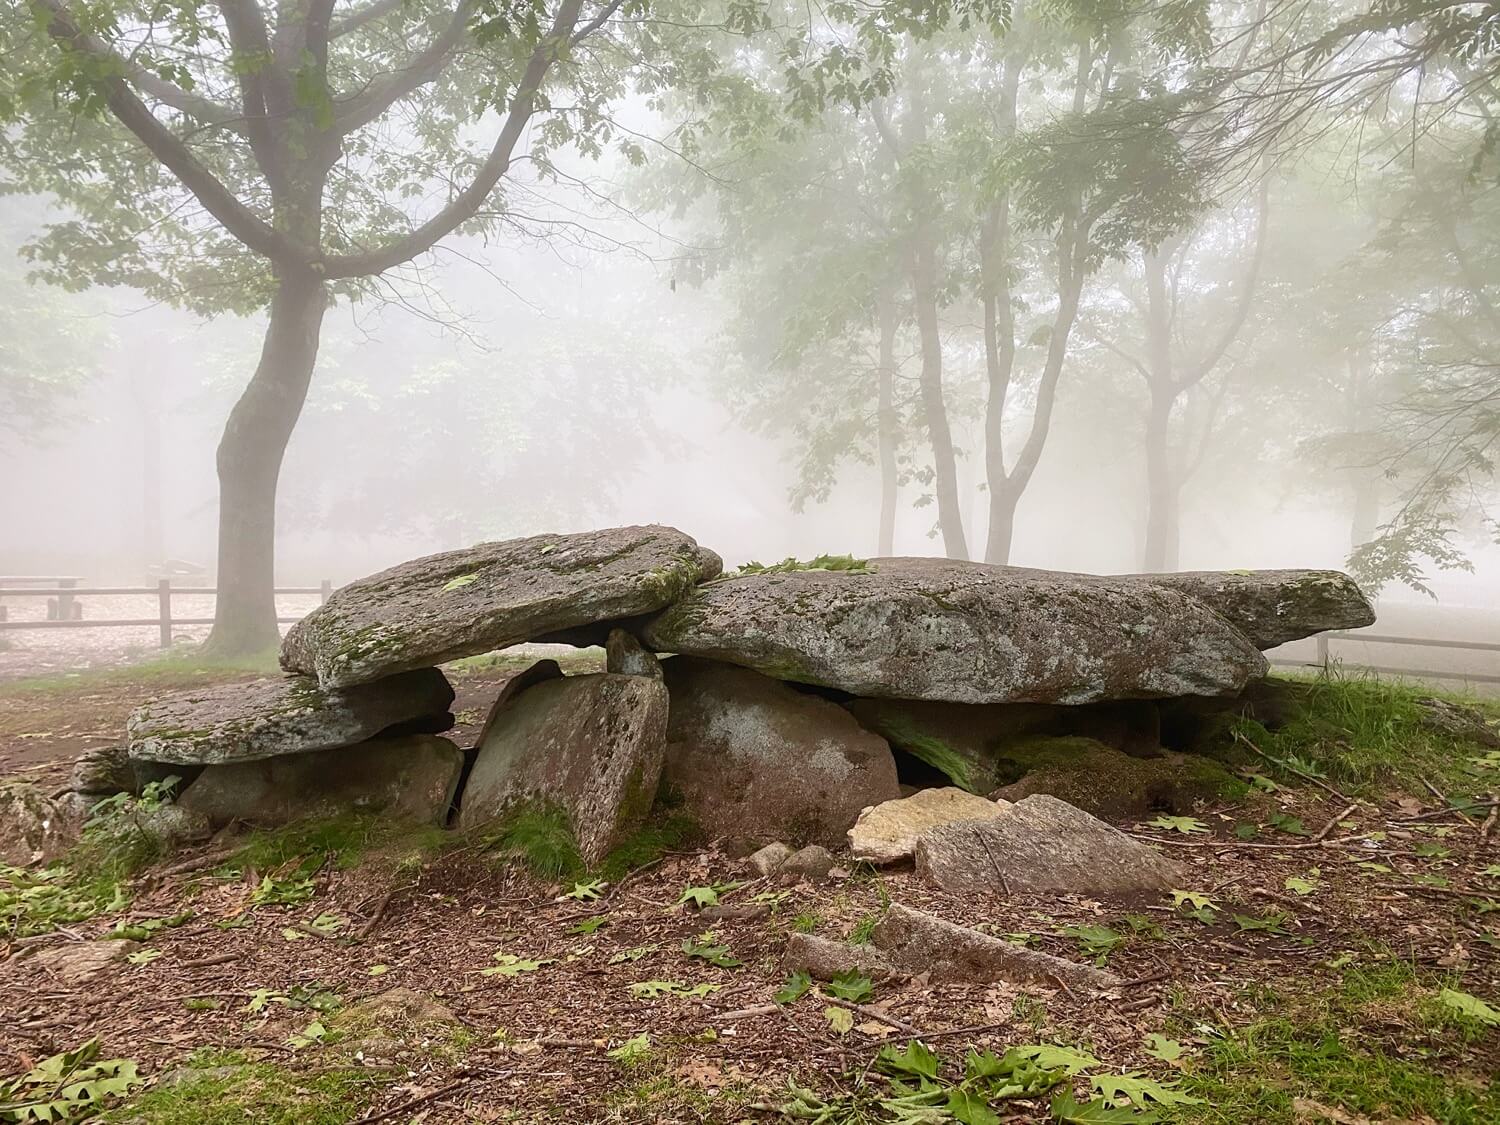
<box><xmin>1</xmin><ymin>0</ymin><xmax>649</xmax><ymax>653</ymax></box>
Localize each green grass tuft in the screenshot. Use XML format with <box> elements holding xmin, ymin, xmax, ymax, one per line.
<box><xmin>479</xmin><ymin>803</ymin><xmax>584</xmax><ymax>881</ymax></box>
<box><xmin>597</xmin><ymin>813</ymin><xmax>699</xmax><ymax>882</ymax></box>
<box><xmin>224</xmin><ymin>814</ymin><xmax>398</xmax><ymax>875</ymax></box>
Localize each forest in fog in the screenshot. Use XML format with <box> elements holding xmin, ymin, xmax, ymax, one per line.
<box><xmin>1</xmin><ymin>0</ymin><xmax>1497</xmax><ymax>651</ymax></box>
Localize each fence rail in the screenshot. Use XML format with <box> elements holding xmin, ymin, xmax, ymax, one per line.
<box><xmin>1270</xmin><ymin>630</ymin><xmax>1500</xmax><ymax>685</ymax></box>
<box><xmin>0</xmin><ymin>579</ymin><xmax>332</xmax><ymax>648</ymax></box>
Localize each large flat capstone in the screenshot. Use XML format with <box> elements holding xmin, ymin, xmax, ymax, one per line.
<box><xmin>127</xmin><ymin>669</ymin><xmax>455</xmax><ymax>765</ymax></box>
<box><xmin>1119</xmin><ymin>569</ymin><xmax>1375</xmax><ymax>649</ymax></box>
<box><xmin>642</xmin><ymin>557</ymin><xmax>1267</xmax><ymax>705</ymax></box>
<box><xmin>458</xmin><ymin>673</ymin><xmax>669</xmax><ymax>865</ymax></box>
<box><xmin>281</xmin><ymin>525</ymin><xmax>722</xmax><ymax>689</ymax></box>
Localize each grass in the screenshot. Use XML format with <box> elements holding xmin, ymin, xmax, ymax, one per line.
<box><xmin>0</xmin><ymin>646</ymin><xmax>277</xmax><ymax>700</ymax></box>
<box><xmin>97</xmin><ymin>1055</ymin><xmax>387</xmax><ymax>1125</ymax></box>
<box><xmin>1234</xmin><ymin>670</ymin><xmax>1499</xmax><ymax>793</ymax></box>
<box><xmin>477</xmin><ymin>802</ymin><xmax>700</xmax><ymax>883</ymax></box>
<box><xmin>222</xmin><ymin>812</ymin><xmax>444</xmax><ymax>876</ymax></box>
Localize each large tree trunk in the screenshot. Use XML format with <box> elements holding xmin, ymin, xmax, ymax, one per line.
<box><xmin>1140</xmin><ymin>248</ymin><xmax>1178</xmax><ymax>572</ymax></box>
<box><xmin>205</xmin><ymin>267</ymin><xmax>327</xmax><ymax>656</ymax></box>
<box><xmin>875</xmin><ymin>287</ymin><xmax>900</xmax><ymax>557</ymax></box>
<box><xmin>910</xmin><ymin>231</ymin><xmax>969</xmax><ymax>560</ymax></box>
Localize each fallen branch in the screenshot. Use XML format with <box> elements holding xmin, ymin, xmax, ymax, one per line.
<box><xmin>177</xmin><ymin>952</ymin><xmax>242</xmax><ymax>969</ymax></box>
<box><xmin>1312</xmin><ymin>803</ymin><xmax>1358</xmax><ymax>843</ymax></box>
<box><xmin>1233</xmin><ymin>730</ymin><xmax>1349</xmax><ymax>801</ymax></box>
<box><xmin>1372</xmin><ymin>883</ymin><xmax>1500</xmax><ymax>904</ymax></box>
<box><xmin>716</xmin><ymin>1003</ymin><xmax>780</xmax><ymax>1022</ymax></box>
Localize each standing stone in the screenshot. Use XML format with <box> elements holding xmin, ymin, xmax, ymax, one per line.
<box><xmin>915</xmin><ymin>794</ymin><xmax>1186</xmax><ymax>898</ymax></box>
<box><xmin>848</xmin><ymin>788</ymin><xmax>1010</xmax><ymax>864</ymax></box>
<box><xmin>127</xmin><ymin>669</ymin><xmax>454</xmax><ymax>765</ymax></box>
<box><xmin>1122</xmin><ymin>569</ymin><xmax>1376</xmax><ymax>649</ymax></box>
<box><xmin>643</xmin><ymin>557</ymin><xmax>1267</xmax><ymax>705</ymax></box>
<box><xmin>177</xmin><ymin>735</ymin><xmax>464</xmax><ymax>828</ymax></box>
<box><xmin>660</xmin><ymin>657</ymin><xmax>900</xmax><ymax>848</ymax></box>
<box><xmin>606</xmin><ymin>628</ymin><xmax>663</xmax><ymax>679</ymax></box>
<box><xmin>458</xmin><ymin>674</ymin><xmax>668</xmax><ymax>865</ymax></box>
<box><xmin>281</xmin><ymin>525</ymin><xmax>722</xmax><ymax>689</ymax></box>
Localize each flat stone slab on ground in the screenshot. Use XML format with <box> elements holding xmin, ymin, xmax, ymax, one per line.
<box><xmin>127</xmin><ymin>669</ymin><xmax>454</xmax><ymax>765</ymax></box>
<box><xmin>458</xmin><ymin>673</ymin><xmax>669</xmax><ymax>865</ymax></box>
<box><xmin>915</xmin><ymin>793</ymin><xmax>1186</xmax><ymax>897</ymax></box>
<box><xmin>643</xmin><ymin>557</ymin><xmax>1268</xmax><ymax>705</ymax></box>
<box><xmin>282</xmin><ymin>525</ymin><xmax>722</xmax><ymax>689</ymax></box>
<box><xmin>177</xmin><ymin>734</ymin><xmax>463</xmax><ymax>828</ymax></box>
<box><xmin>848</xmin><ymin>787</ymin><xmax>1009</xmax><ymax>864</ymax></box>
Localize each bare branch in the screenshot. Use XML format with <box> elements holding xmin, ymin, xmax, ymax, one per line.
<box><xmin>322</xmin><ymin>0</ymin><xmax>587</xmax><ymax>278</ymax></box>
<box><xmin>331</xmin><ymin>0</ymin><xmax>407</xmax><ymax>37</ymax></box>
<box><xmin>570</xmin><ymin>0</ymin><xmax>628</xmax><ymax>46</ymax></box>
<box><xmin>335</xmin><ymin>0</ymin><xmax>474</xmax><ymax>133</ymax></box>
<box><xmin>33</xmin><ymin>0</ymin><xmax>303</xmax><ymax>263</ymax></box>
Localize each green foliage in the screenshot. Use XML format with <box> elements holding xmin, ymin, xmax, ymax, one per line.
<box><xmin>681</xmin><ymin>932</ymin><xmax>743</xmax><ymax>968</ymax></box>
<box><xmin>93</xmin><ymin>1056</ymin><xmax>385</xmax><ymax>1124</ymax></box>
<box><xmin>824</xmin><ymin>970</ymin><xmax>875</xmax><ymax>1003</ymax></box>
<box><xmin>480</xmin><ymin>804</ymin><xmax>584</xmax><ymax>881</ymax></box>
<box><xmin>736</xmin><ymin>554</ymin><xmax>870</xmax><ymax>575</ymax></box>
<box><xmin>0</xmin><ymin>1039</ymin><xmax>141</xmax><ymax>1123</ymax></box>
<box><xmin>775</xmin><ymin>969</ymin><xmax>813</xmax><ymax>1004</ymax></box>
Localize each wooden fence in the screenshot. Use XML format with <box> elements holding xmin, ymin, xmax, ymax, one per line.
<box><xmin>0</xmin><ymin>579</ymin><xmax>332</xmax><ymax>648</ymax></box>
<box><xmin>1270</xmin><ymin>631</ymin><xmax>1500</xmax><ymax>686</ymax></box>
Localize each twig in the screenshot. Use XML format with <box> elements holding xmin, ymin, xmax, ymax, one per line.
<box><xmin>357</xmin><ymin>887</ymin><xmax>398</xmax><ymax>940</ymax></box>
<box><xmin>348</xmin><ymin>1073</ymin><xmax>477</xmax><ymax>1124</ymax></box>
<box><xmin>977</xmin><ymin>830</ymin><xmax>1012</xmax><ymax>896</ymax></box>
<box><xmin>1394</xmin><ymin>800</ymin><xmax>1499</xmax><ymax>824</ymax></box>
<box><xmin>1136</xmin><ymin>830</ymin><xmax>1381</xmax><ymax>851</ymax></box>
<box><xmin>1372</xmin><ymin>883</ymin><xmax>1500</xmax><ymax>903</ymax></box>
<box><xmin>716</xmin><ymin>1003</ymin><xmax>780</xmax><ymax>1022</ymax></box>
<box><xmin>177</xmin><ymin>952</ymin><xmax>242</xmax><ymax>969</ymax></box>
<box><xmin>1421</xmin><ymin>777</ymin><xmax>1477</xmax><ymax>829</ymax></box>
<box><xmin>1312</xmin><ymin>803</ymin><xmax>1358</xmax><ymax>842</ymax></box>
<box><xmin>822</xmin><ymin>995</ymin><xmax>920</xmax><ymax>1035</ymax></box>
<box><xmin>1233</xmin><ymin>730</ymin><xmax>1349</xmax><ymax>801</ymax></box>
<box><xmin>1047</xmin><ymin>972</ymin><xmax>1077</xmax><ymax>1001</ymax></box>
<box><xmin>1480</xmin><ymin>803</ymin><xmax>1497</xmax><ymax>840</ymax></box>
<box><xmin>917</xmin><ymin>1021</ymin><xmax>1010</xmax><ymax>1042</ymax></box>
<box><xmin>154</xmin><ymin>847</ymin><xmax>239</xmax><ymax>879</ymax></box>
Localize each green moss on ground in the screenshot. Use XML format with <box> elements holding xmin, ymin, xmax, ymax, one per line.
<box><xmin>98</xmin><ymin>1056</ymin><xmax>386</xmax><ymax>1125</ymax></box>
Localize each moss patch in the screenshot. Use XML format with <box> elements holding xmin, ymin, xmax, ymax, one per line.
<box><xmin>99</xmin><ymin>1059</ymin><xmax>386</xmax><ymax>1124</ymax></box>
<box><xmin>990</xmin><ymin>736</ymin><xmax>1246</xmax><ymax>818</ymax></box>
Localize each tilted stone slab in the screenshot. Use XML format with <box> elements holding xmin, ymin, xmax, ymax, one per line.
<box><xmin>458</xmin><ymin>673</ymin><xmax>668</xmax><ymax>866</ymax></box>
<box><xmin>643</xmin><ymin>557</ymin><xmax>1267</xmax><ymax>705</ymax></box>
<box><xmin>281</xmin><ymin>525</ymin><xmax>722</xmax><ymax>689</ymax></box>
<box><xmin>1121</xmin><ymin>569</ymin><xmax>1375</xmax><ymax>649</ymax></box>
<box><xmin>176</xmin><ymin>735</ymin><xmax>464</xmax><ymax>828</ymax></box>
<box><xmin>660</xmin><ymin>657</ymin><xmax>901</xmax><ymax>848</ymax></box>
<box><xmin>127</xmin><ymin>669</ymin><xmax>455</xmax><ymax>765</ymax></box>
<box><xmin>915</xmin><ymin>793</ymin><xmax>1186</xmax><ymax>898</ymax></box>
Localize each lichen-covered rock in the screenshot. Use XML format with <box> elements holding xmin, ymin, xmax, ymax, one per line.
<box><xmin>606</xmin><ymin>628</ymin><xmax>664</xmax><ymax>679</ymax></box>
<box><xmin>643</xmin><ymin>557</ymin><xmax>1266</xmax><ymax>705</ymax></box>
<box><xmin>848</xmin><ymin>787</ymin><xmax>1009</xmax><ymax>864</ymax></box>
<box><xmin>660</xmin><ymin>657</ymin><xmax>900</xmax><ymax>848</ymax></box>
<box><xmin>748</xmin><ymin>842</ymin><xmax>794</xmax><ymax>876</ymax></box>
<box><xmin>986</xmin><ymin>737</ymin><xmax>1243</xmax><ymax>818</ymax></box>
<box><xmin>177</xmin><ymin>735</ymin><xmax>463</xmax><ymax>828</ymax></box>
<box><xmin>915</xmin><ymin>794</ymin><xmax>1186</xmax><ymax>898</ymax></box>
<box><xmin>1124</xmin><ymin>569</ymin><xmax>1375</xmax><ymax>649</ymax></box>
<box><xmin>458</xmin><ymin>673</ymin><xmax>668</xmax><ymax>865</ymax></box>
<box><xmin>0</xmin><ymin>782</ymin><xmax>82</xmax><ymax>866</ymax></box>
<box><xmin>64</xmin><ymin>744</ymin><xmax>138</xmax><ymax>796</ymax></box>
<box><xmin>127</xmin><ymin>669</ymin><xmax>454</xmax><ymax>765</ymax></box>
<box><xmin>282</xmin><ymin>525</ymin><xmax>722</xmax><ymax>688</ymax></box>
<box><xmin>847</xmin><ymin>697</ymin><xmax>1164</xmax><ymax>793</ymax></box>
<box><xmin>30</xmin><ymin>939</ymin><xmax>139</xmax><ymax>984</ymax></box>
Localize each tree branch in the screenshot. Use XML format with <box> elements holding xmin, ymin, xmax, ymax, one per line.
<box><xmin>34</xmin><ymin>0</ymin><xmax>303</xmax><ymax>263</ymax></box>
<box><xmin>217</xmin><ymin>0</ymin><xmax>291</xmax><ymax>188</ymax></box>
<box><xmin>321</xmin><ymin>0</ymin><xmax>586</xmax><ymax>278</ymax></box>
<box><xmin>336</xmin><ymin>0</ymin><xmax>474</xmax><ymax>133</ymax></box>
<box><xmin>1181</xmin><ymin>178</ymin><xmax>1269</xmax><ymax>390</ymax></box>
<box><xmin>331</xmin><ymin>0</ymin><xmax>407</xmax><ymax>37</ymax></box>
<box><xmin>569</xmin><ymin>0</ymin><xmax>627</xmax><ymax>46</ymax></box>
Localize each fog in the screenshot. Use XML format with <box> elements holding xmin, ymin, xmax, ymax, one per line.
<box><xmin>3</xmin><ymin>0</ymin><xmax>1499</xmax><ymax>681</ymax></box>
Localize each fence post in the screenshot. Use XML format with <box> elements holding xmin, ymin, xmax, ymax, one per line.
<box><xmin>1316</xmin><ymin>633</ymin><xmax>1329</xmax><ymax>671</ymax></box>
<box><xmin>158</xmin><ymin>579</ymin><xmax>172</xmax><ymax>649</ymax></box>
<box><xmin>57</xmin><ymin>577</ymin><xmax>76</xmax><ymax>621</ymax></box>
<box><xmin>320</xmin><ymin>578</ymin><xmax>332</xmax><ymax>604</ymax></box>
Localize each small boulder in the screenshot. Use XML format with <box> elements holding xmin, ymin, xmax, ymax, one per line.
<box><xmin>0</xmin><ymin>782</ymin><xmax>82</xmax><ymax>866</ymax></box>
<box><xmin>849</xmin><ymin>788</ymin><xmax>1009</xmax><ymax>864</ymax></box>
<box><xmin>458</xmin><ymin>673</ymin><xmax>668</xmax><ymax>865</ymax></box>
<box><xmin>177</xmin><ymin>735</ymin><xmax>463</xmax><ymax>828</ymax></box>
<box><xmin>780</xmin><ymin>844</ymin><xmax>836</xmax><ymax>881</ymax></box>
<box><xmin>128</xmin><ymin>669</ymin><xmax>455</xmax><ymax>765</ymax></box>
<box><xmin>30</xmin><ymin>939</ymin><xmax>138</xmax><ymax>984</ymax></box>
<box><xmin>64</xmin><ymin>744</ymin><xmax>137</xmax><ymax>796</ymax></box>
<box><xmin>915</xmin><ymin>794</ymin><xmax>1186</xmax><ymax>898</ymax></box>
<box><xmin>606</xmin><ymin>628</ymin><xmax>664</xmax><ymax>679</ymax></box>
<box><xmin>660</xmin><ymin>657</ymin><xmax>900</xmax><ymax>848</ymax></box>
<box><xmin>281</xmin><ymin>525</ymin><xmax>721</xmax><ymax>688</ymax></box>
<box><xmin>748</xmin><ymin>842</ymin><xmax>794</xmax><ymax>876</ymax></box>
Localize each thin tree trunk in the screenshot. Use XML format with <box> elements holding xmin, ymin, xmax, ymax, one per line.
<box><xmin>205</xmin><ymin>267</ymin><xmax>327</xmax><ymax>656</ymax></box>
<box><xmin>876</xmin><ymin>287</ymin><xmax>900</xmax><ymax>557</ymax></box>
<box><xmin>910</xmin><ymin>230</ymin><xmax>969</xmax><ymax>560</ymax></box>
<box><xmin>1141</xmin><ymin>248</ymin><xmax>1178</xmax><ymax>572</ymax></box>
<box><xmin>982</xmin><ymin>50</ymin><xmax>1021</xmax><ymax>565</ymax></box>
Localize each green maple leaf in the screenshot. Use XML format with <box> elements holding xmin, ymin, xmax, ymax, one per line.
<box><xmin>1010</xmin><ymin>1044</ymin><xmax>1100</xmax><ymax>1075</ymax></box>
<box><xmin>1091</xmin><ymin>1072</ymin><xmax>1202</xmax><ymax>1107</ymax></box>
<box><xmin>1284</xmin><ymin>875</ymin><xmax>1318</xmax><ymax>896</ymax></box>
<box><xmin>1438</xmin><ymin>987</ymin><xmax>1500</xmax><ymax>1025</ymax></box>
<box><xmin>1142</xmin><ymin>1034</ymin><xmax>1185</xmax><ymax>1063</ymax></box>
<box><xmin>681</xmin><ymin>934</ymin><xmax>743</xmax><ymax>968</ymax></box>
<box><xmin>567</xmin><ymin>915</ymin><xmax>610</xmax><ymax>935</ymax></box>
<box><xmin>563</xmin><ymin>880</ymin><xmax>605</xmax><ymax>901</ymax></box>
<box><xmin>1051</xmin><ymin>1088</ymin><xmax>1161</xmax><ymax>1123</ymax></box>
<box><xmin>441</xmin><ymin>573</ymin><xmax>478</xmax><ymax>592</ymax></box>
<box><xmin>607</xmin><ymin>1033</ymin><xmax>651</xmax><ymax>1065</ymax></box>
<box><xmin>1146</xmin><ymin>815</ymin><xmax>1208</xmax><ymax>835</ymax></box>
<box><xmin>946</xmin><ymin>1086</ymin><xmax>1001</xmax><ymax>1125</ymax></box>
<box><xmin>1170</xmin><ymin>890</ymin><xmax>1215</xmax><ymax>911</ymax></box>
<box><xmin>823</xmin><ymin>1006</ymin><xmax>854</xmax><ymax>1035</ymax></box>
<box><xmin>824</xmin><ymin>969</ymin><xmax>874</xmax><ymax>1002</ymax></box>
<box><xmin>875</xmin><ymin>1039</ymin><xmax>940</xmax><ymax>1080</ymax></box>
<box><xmin>629</xmin><ymin>980</ymin><xmax>683</xmax><ymax>998</ymax></box>
<box><xmin>126</xmin><ymin>949</ymin><xmax>162</xmax><ymax>966</ymax></box>
<box><xmin>775</xmin><ymin>969</ymin><xmax>812</xmax><ymax>1004</ymax></box>
<box><xmin>482</xmin><ymin>952</ymin><xmax>553</xmax><ymax>976</ymax></box>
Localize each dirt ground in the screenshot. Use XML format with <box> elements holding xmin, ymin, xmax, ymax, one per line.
<box><xmin>1</xmin><ymin>664</ymin><xmax>1497</xmax><ymax>1123</ymax></box>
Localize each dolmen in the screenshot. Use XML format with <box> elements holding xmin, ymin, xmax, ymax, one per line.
<box><xmin>116</xmin><ymin>525</ymin><xmax>1375</xmax><ymax>884</ymax></box>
